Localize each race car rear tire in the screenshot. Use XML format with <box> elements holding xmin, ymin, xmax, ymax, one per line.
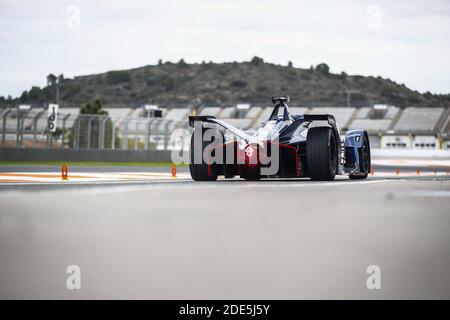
<box><xmin>189</xmin><ymin>128</ymin><xmax>221</xmax><ymax>181</ymax></box>
<box><xmin>349</xmin><ymin>133</ymin><xmax>370</xmax><ymax>180</ymax></box>
<box><xmin>306</xmin><ymin>127</ymin><xmax>338</xmax><ymax>181</ymax></box>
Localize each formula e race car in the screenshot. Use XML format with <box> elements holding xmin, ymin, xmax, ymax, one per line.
<box><xmin>188</xmin><ymin>96</ymin><xmax>370</xmax><ymax>181</ymax></box>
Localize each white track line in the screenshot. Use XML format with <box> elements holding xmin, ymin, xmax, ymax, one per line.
<box><xmin>0</xmin><ymin>171</ymin><xmax>447</xmax><ymax>185</ymax></box>
<box><xmin>402</xmin><ymin>190</ymin><xmax>450</xmax><ymax>198</ymax></box>
<box><xmin>0</xmin><ymin>178</ymin><xmax>403</xmax><ymax>198</ymax></box>
<box><xmin>372</xmin><ymin>159</ymin><xmax>450</xmax><ymax>167</ymax></box>
<box><xmin>0</xmin><ymin>171</ymin><xmax>191</xmax><ymax>184</ymax></box>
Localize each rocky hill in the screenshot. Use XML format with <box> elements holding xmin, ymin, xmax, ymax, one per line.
<box><xmin>2</xmin><ymin>57</ymin><xmax>449</xmax><ymax>109</ymax></box>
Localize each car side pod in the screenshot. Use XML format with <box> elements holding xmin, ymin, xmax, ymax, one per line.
<box><xmin>343</xmin><ymin>130</ymin><xmax>370</xmax><ymax>176</ymax></box>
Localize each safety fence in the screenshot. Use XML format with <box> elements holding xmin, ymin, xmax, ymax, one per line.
<box><xmin>1</xmin><ymin>108</ymin><xmax>191</xmax><ymax>151</ymax></box>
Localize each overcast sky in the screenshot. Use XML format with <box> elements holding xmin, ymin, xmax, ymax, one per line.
<box><xmin>1</xmin><ymin>0</ymin><xmax>449</xmax><ymax>97</ymax></box>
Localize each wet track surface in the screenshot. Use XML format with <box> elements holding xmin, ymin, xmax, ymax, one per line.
<box><xmin>1</xmin><ymin>168</ymin><xmax>450</xmax><ymax>299</ymax></box>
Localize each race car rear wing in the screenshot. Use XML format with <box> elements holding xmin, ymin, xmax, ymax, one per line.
<box><xmin>188</xmin><ymin>113</ymin><xmax>339</xmax><ymax>143</ymax></box>
<box><xmin>188</xmin><ymin>115</ymin><xmax>251</xmax><ymax>142</ymax></box>
<box><xmin>304</xmin><ymin>114</ymin><xmax>340</xmax><ymax>134</ymax></box>
<box><xmin>304</xmin><ymin>114</ymin><xmax>336</xmax><ymax>126</ymax></box>
<box><xmin>188</xmin><ymin>115</ymin><xmax>216</xmax><ymax>127</ymax></box>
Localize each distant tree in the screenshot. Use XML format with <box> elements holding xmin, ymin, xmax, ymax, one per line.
<box><xmin>256</xmin><ymin>85</ymin><xmax>268</xmax><ymax>92</ymax></box>
<box><xmin>69</xmin><ymin>99</ymin><xmax>113</xmax><ymax>149</ymax></box>
<box><xmin>47</xmin><ymin>74</ymin><xmax>57</xmax><ymax>86</ymax></box>
<box><xmin>80</xmin><ymin>98</ymin><xmax>107</xmax><ymax>115</ymax></box>
<box><xmin>178</xmin><ymin>58</ymin><xmax>188</xmax><ymax>68</ymax></box>
<box><xmin>339</xmin><ymin>71</ymin><xmax>348</xmax><ymax>80</ymax></box>
<box><xmin>45</xmin><ymin>74</ymin><xmax>64</xmax><ymax>103</ymax></box>
<box><xmin>315</xmin><ymin>63</ymin><xmax>330</xmax><ymax>75</ymax></box>
<box><xmin>161</xmin><ymin>76</ymin><xmax>175</xmax><ymax>91</ymax></box>
<box><xmin>287</xmin><ymin>68</ymin><xmax>297</xmax><ymax>78</ymax></box>
<box><xmin>250</xmin><ymin>56</ymin><xmax>264</xmax><ymax>66</ymax></box>
<box><xmin>158</xmin><ymin>59</ymin><xmax>163</xmax><ymax>65</ymax></box>
<box><xmin>27</xmin><ymin>86</ymin><xmax>44</xmax><ymax>101</ymax></box>
<box><xmin>51</xmin><ymin>128</ymin><xmax>63</xmax><ymax>140</ymax></box>
<box><xmin>105</xmin><ymin>71</ymin><xmax>131</xmax><ymax>85</ymax></box>
<box><xmin>288</xmin><ymin>61</ymin><xmax>293</xmax><ymax>68</ymax></box>
<box><xmin>19</xmin><ymin>91</ymin><xmax>28</xmax><ymax>102</ymax></box>
<box><xmin>230</xmin><ymin>80</ymin><xmax>247</xmax><ymax>88</ymax></box>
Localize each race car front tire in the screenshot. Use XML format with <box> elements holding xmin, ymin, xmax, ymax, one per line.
<box><xmin>349</xmin><ymin>133</ymin><xmax>370</xmax><ymax>180</ymax></box>
<box><xmin>306</xmin><ymin>126</ymin><xmax>338</xmax><ymax>181</ymax></box>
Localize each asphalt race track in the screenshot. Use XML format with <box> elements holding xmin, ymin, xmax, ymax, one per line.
<box><xmin>0</xmin><ymin>166</ymin><xmax>450</xmax><ymax>299</ymax></box>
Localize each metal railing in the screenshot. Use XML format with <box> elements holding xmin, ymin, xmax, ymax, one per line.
<box><xmin>0</xmin><ymin>108</ymin><xmax>191</xmax><ymax>151</ymax></box>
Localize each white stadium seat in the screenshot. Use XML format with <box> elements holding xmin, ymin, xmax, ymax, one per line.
<box><xmin>103</xmin><ymin>108</ymin><xmax>132</xmax><ymax>120</ymax></box>
<box><xmin>394</xmin><ymin>108</ymin><xmax>444</xmax><ymax>133</ymax></box>
<box><xmin>200</xmin><ymin>107</ymin><xmax>221</xmax><ymax>117</ymax></box>
<box><xmin>165</xmin><ymin>108</ymin><xmax>189</xmax><ymax>121</ymax></box>
<box><xmin>245</xmin><ymin>107</ymin><xmax>262</xmax><ymax>119</ymax></box>
<box><xmin>350</xmin><ymin>119</ymin><xmax>392</xmax><ymax>132</ymax></box>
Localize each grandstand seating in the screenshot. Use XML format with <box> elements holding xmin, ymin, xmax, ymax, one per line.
<box><xmin>245</xmin><ymin>107</ymin><xmax>262</xmax><ymax>119</ymax></box>
<box><xmin>350</xmin><ymin>119</ymin><xmax>392</xmax><ymax>133</ymax></box>
<box><xmin>220</xmin><ymin>107</ymin><xmax>236</xmax><ymax>118</ymax></box>
<box><xmin>129</xmin><ymin>108</ymin><xmax>144</xmax><ymax>118</ymax></box>
<box><xmin>222</xmin><ymin>118</ymin><xmax>253</xmax><ymax>130</ymax></box>
<box><xmin>384</xmin><ymin>106</ymin><xmax>399</xmax><ymax>119</ymax></box>
<box><xmin>254</xmin><ymin>108</ymin><xmax>273</xmax><ymax>125</ymax></box>
<box><xmin>58</xmin><ymin>108</ymin><xmax>82</xmax><ymax>129</ymax></box>
<box><xmin>289</xmin><ymin>107</ymin><xmax>309</xmax><ymax>116</ymax></box>
<box><xmin>165</xmin><ymin>108</ymin><xmax>189</xmax><ymax>121</ymax></box>
<box><xmin>2</xmin><ymin>105</ymin><xmax>450</xmax><ymax>149</ymax></box>
<box><xmin>103</xmin><ymin>108</ymin><xmax>132</xmax><ymax>120</ymax></box>
<box><xmin>309</xmin><ymin>107</ymin><xmax>355</xmax><ymax>128</ymax></box>
<box><xmin>199</xmin><ymin>107</ymin><xmax>221</xmax><ymax>117</ymax></box>
<box><xmin>22</xmin><ymin>108</ymin><xmax>44</xmax><ymax>130</ymax></box>
<box><xmin>394</xmin><ymin>108</ymin><xmax>444</xmax><ymax>133</ymax></box>
<box><xmin>356</xmin><ymin>107</ymin><xmax>371</xmax><ymax>119</ymax></box>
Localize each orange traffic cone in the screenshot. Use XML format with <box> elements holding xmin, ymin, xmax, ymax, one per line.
<box><xmin>62</xmin><ymin>164</ymin><xmax>69</xmax><ymax>181</ymax></box>
<box><xmin>171</xmin><ymin>164</ymin><xmax>177</xmax><ymax>178</ymax></box>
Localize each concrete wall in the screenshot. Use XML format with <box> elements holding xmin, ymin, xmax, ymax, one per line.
<box><xmin>0</xmin><ymin>148</ymin><xmax>173</xmax><ymax>162</ymax></box>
